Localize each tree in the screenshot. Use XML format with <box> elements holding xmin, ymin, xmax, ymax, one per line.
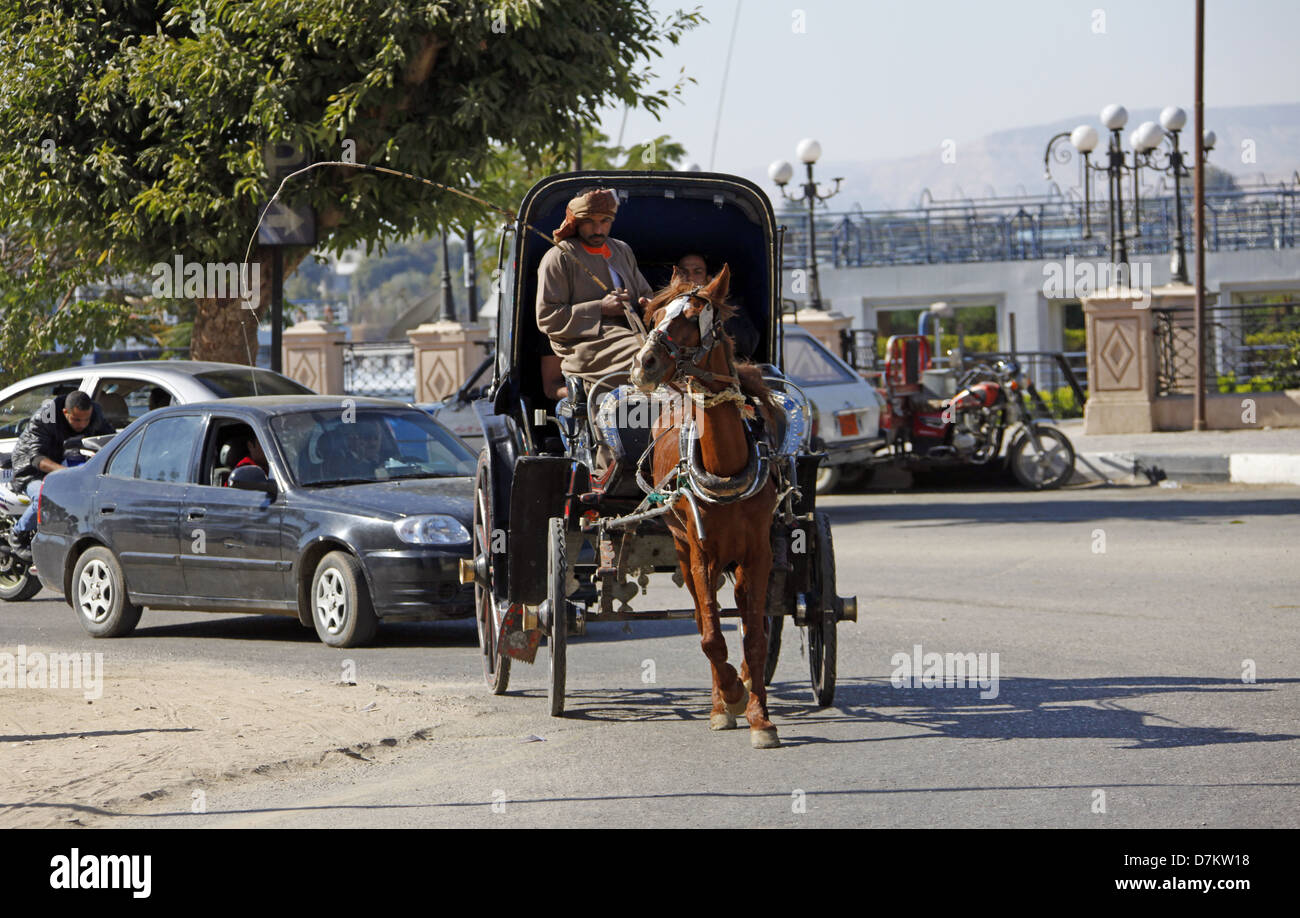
<box><xmin>0</xmin><ymin>235</ymin><xmax>149</xmax><ymax>389</ymax></box>
<box><xmin>0</xmin><ymin>1</ymin><xmax>703</xmax><ymax>364</ymax></box>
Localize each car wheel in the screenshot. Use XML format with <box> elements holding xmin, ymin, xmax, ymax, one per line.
<box><xmin>71</xmin><ymin>546</ymin><xmax>142</xmax><ymax>638</ymax></box>
<box><xmin>311</xmin><ymin>551</ymin><xmax>378</xmax><ymax>648</ymax></box>
<box><xmin>815</xmin><ymin>464</ymin><xmax>841</xmax><ymax>494</ymax></box>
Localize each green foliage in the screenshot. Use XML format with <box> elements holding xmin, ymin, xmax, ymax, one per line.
<box><xmin>1033</xmin><ymin>385</ymin><xmax>1083</xmax><ymax>419</ymax></box>
<box><xmin>0</xmin><ymin>241</ymin><xmax>149</xmax><ymax>388</ymax></box>
<box><xmin>1269</xmin><ymin>330</ymin><xmax>1300</xmax><ymax>389</ymax></box>
<box><xmin>0</xmin><ymin>1</ymin><xmax>703</xmax><ymax>356</ymax></box>
<box><xmin>1063</xmin><ymin>328</ymin><xmax>1087</xmax><ymax>351</ymax></box>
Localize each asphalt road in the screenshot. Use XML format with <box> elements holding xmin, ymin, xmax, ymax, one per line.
<box><xmin>5</xmin><ymin>481</ymin><xmax>1298</xmax><ymax>827</ymax></box>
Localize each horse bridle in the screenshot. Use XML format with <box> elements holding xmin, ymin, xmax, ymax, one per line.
<box><xmin>645</xmin><ymin>286</ymin><xmax>727</xmax><ymax>385</ymax></box>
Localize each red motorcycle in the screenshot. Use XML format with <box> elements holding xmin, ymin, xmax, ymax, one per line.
<box><xmin>875</xmin><ymin>335</ymin><xmax>1075</xmax><ymax>489</ymax></box>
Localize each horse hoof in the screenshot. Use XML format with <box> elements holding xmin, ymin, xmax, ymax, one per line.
<box><xmin>724</xmin><ymin>683</ymin><xmax>749</xmax><ymax>716</ymax></box>
<box><xmin>710</xmin><ymin>712</ymin><xmax>737</xmax><ymax>731</ymax></box>
<box><xmin>750</xmin><ymin>728</ymin><xmax>780</xmax><ymax>749</ymax></box>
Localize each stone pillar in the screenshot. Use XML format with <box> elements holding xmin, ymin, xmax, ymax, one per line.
<box><xmin>782</xmin><ymin>308</ymin><xmax>853</xmax><ymax>358</ymax></box>
<box><xmin>281</xmin><ymin>319</ymin><xmax>345</xmax><ymax>395</ymax></box>
<box><xmin>1082</xmin><ymin>283</ymin><xmax>1195</xmax><ymax>434</ymax></box>
<box><xmin>408</xmin><ymin>321</ymin><xmax>493</xmax><ymax>402</ymax></box>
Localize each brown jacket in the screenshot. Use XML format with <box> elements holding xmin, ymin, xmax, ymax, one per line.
<box><xmin>536</xmin><ymin>238</ymin><xmax>653</xmax><ymax>385</ymax></box>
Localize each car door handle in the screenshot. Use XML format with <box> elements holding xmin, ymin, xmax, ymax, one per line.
<box><xmin>186</xmin><ymin>509</ymin><xmax>205</xmax><ymax>521</ymax></box>
<box><xmin>100</xmin><ymin>504</ymin><xmax>116</xmax><ymax>515</ymax></box>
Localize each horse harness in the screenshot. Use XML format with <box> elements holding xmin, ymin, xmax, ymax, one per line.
<box><xmin>636</xmin><ymin>287</ymin><xmax>780</xmax><ymax>518</ymax></box>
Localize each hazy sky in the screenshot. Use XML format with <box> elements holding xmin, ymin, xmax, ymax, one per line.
<box><xmin>599</xmin><ymin>0</ymin><xmax>1300</xmax><ymax>172</ymax></box>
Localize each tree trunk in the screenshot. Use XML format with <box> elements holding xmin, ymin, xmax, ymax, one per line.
<box><xmin>190</xmin><ymin>296</ymin><xmax>263</xmax><ymax>364</ymax></box>
<box><xmin>189</xmin><ymin>247</ymin><xmax>308</xmax><ymax>365</ymax></box>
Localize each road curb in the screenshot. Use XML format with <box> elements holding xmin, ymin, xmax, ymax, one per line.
<box><xmin>1072</xmin><ymin>451</ymin><xmax>1300</xmax><ymax>485</ymax></box>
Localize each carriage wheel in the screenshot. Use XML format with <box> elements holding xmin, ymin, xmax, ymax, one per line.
<box><xmin>807</xmin><ymin>511</ymin><xmax>838</xmax><ymax>707</ymax></box>
<box><xmin>474</xmin><ymin>451</ymin><xmax>510</xmax><ymax>694</ymax></box>
<box><xmin>546</xmin><ymin>516</ymin><xmax>567</xmax><ymax>717</ymax></box>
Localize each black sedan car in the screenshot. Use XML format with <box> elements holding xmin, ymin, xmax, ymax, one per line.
<box><xmin>32</xmin><ymin>396</ymin><xmax>479</xmax><ymax>647</ymax></box>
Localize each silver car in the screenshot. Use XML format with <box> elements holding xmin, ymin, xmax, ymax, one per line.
<box><xmin>781</xmin><ymin>326</ymin><xmax>885</xmax><ymax>493</ymax></box>
<box><xmin>0</xmin><ymin>361</ymin><xmax>315</xmax><ymax>460</ymax></box>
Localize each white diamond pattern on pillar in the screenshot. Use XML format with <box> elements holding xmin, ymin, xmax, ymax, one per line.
<box><xmin>1101</xmin><ymin>325</ymin><xmax>1135</xmax><ymax>384</ymax></box>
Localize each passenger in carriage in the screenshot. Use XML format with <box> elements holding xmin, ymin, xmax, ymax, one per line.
<box><xmin>536</xmin><ymin>187</ymin><xmax>653</xmax><ymax>401</ymax></box>
<box><xmin>675</xmin><ymin>253</ymin><xmax>761</xmax><ymax>361</ymax></box>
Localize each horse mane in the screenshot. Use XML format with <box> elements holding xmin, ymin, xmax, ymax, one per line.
<box><xmin>643</xmin><ymin>277</ymin><xmax>738</xmax><ymax>328</ymax></box>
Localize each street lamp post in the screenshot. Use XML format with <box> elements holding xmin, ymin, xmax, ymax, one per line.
<box><xmin>1134</xmin><ymin>107</ymin><xmax>1217</xmax><ymax>284</ymax></box>
<box><xmin>439</xmin><ymin>229</ymin><xmax>456</xmax><ymax>323</ymax></box>
<box><xmin>769</xmin><ymin>138</ymin><xmax>842</xmax><ymax>310</ymax></box>
<box><xmin>1044</xmin><ymin>104</ymin><xmax>1214</xmax><ymax>287</ymax></box>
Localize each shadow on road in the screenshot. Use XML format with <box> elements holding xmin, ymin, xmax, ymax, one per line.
<box><xmin>823</xmin><ymin>497</ymin><xmax>1300</xmax><ymax>527</ymax></box>
<box><xmin>507</xmin><ymin>675</ymin><xmax>1300</xmax><ymax>751</ymax></box>
<box><xmin>0</xmin><ymin>727</ymin><xmax>197</xmax><ymax>742</ymax></box>
<box><xmin>768</xmin><ymin>674</ymin><xmax>1300</xmax><ymax>750</ymax></box>
<box><xmin>132</xmin><ymin>614</ymin><xmax>480</xmax><ymax>649</ymax></box>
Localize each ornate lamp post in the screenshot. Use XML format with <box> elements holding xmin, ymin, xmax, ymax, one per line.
<box><xmin>439</xmin><ymin>229</ymin><xmax>456</xmax><ymax>322</ymax></box>
<box><xmin>1133</xmin><ymin>107</ymin><xmax>1217</xmax><ymax>284</ymax></box>
<box><xmin>769</xmin><ymin>138</ymin><xmax>842</xmax><ymax>310</ymax></box>
<box><xmin>1044</xmin><ymin>104</ymin><xmax>1215</xmax><ymax>286</ymax></box>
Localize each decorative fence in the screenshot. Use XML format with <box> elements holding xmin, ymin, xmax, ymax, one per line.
<box><xmin>780</xmin><ymin>183</ymin><xmax>1300</xmax><ymax>269</ymax></box>
<box><xmin>340</xmin><ymin>342</ymin><xmax>416</xmax><ymax>401</ymax></box>
<box><xmin>1154</xmin><ymin>299</ymin><xmax>1300</xmax><ymax>396</ymax></box>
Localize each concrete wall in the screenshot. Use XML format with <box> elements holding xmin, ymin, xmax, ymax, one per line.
<box><xmin>790</xmin><ymin>248</ymin><xmax>1300</xmax><ymax>353</ymax></box>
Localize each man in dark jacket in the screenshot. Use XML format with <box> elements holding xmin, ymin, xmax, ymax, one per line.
<box><xmin>6</xmin><ymin>390</ymin><xmax>113</xmax><ymax>558</ymax></box>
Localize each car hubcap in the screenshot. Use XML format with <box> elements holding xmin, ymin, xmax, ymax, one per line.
<box><xmin>315</xmin><ymin>569</ymin><xmax>348</xmax><ymax>634</ymax></box>
<box><xmin>78</xmin><ymin>560</ymin><xmax>112</xmax><ymax>623</ymax></box>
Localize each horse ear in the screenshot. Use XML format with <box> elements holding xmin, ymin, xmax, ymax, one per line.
<box><xmin>670</xmin><ymin>265</ymin><xmax>689</xmax><ymax>287</ymax></box>
<box><xmin>704</xmin><ymin>262</ymin><xmax>730</xmax><ymax>300</ymax></box>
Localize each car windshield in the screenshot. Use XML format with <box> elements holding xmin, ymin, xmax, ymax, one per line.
<box><xmin>783</xmin><ymin>335</ymin><xmax>859</xmax><ymax>386</ymax></box>
<box><xmin>195</xmin><ymin>369</ymin><xmax>314</xmax><ymax>398</ymax></box>
<box><xmin>271</xmin><ymin>407</ymin><xmax>477</xmax><ymax>487</ymax></box>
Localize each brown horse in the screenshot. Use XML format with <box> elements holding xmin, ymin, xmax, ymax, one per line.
<box><xmin>629</xmin><ymin>264</ymin><xmax>784</xmax><ymax>749</ymax></box>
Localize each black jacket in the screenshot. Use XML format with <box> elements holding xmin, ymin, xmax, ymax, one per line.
<box><xmin>10</xmin><ymin>394</ymin><xmax>114</xmax><ymax>492</ymax></box>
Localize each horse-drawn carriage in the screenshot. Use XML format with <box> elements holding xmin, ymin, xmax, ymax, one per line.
<box><xmin>461</xmin><ymin>170</ymin><xmax>855</xmax><ymax>747</ymax></box>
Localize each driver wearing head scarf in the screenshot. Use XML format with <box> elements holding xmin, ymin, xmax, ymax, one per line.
<box><xmin>536</xmin><ymin>187</ymin><xmax>653</xmax><ymax>396</ymax></box>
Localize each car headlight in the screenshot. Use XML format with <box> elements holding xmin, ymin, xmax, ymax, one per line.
<box><xmin>393</xmin><ymin>515</ymin><xmax>470</xmax><ymax>545</ymax></box>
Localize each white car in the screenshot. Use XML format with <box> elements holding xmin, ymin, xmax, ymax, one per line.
<box><xmin>0</xmin><ymin>361</ymin><xmax>315</xmax><ymax>462</ymax></box>
<box><xmin>781</xmin><ymin>326</ymin><xmax>885</xmax><ymax>492</ymax></box>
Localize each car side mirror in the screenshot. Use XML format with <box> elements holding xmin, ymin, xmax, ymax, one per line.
<box><xmin>229</xmin><ymin>463</ymin><xmax>277</xmax><ymax>498</ymax></box>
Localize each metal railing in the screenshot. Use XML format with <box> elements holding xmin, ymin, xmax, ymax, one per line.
<box><xmin>340</xmin><ymin>342</ymin><xmax>415</xmax><ymax>400</ymax></box>
<box><xmin>1154</xmin><ymin>299</ymin><xmax>1300</xmax><ymax>395</ymax></box>
<box><xmin>964</xmin><ymin>351</ymin><xmax>1088</xmax><ymax>418</ymax></box>
<box><xmin>779</xmin><ymin>182</ymin><xmax>1300</xmax><ymax>269</ymax></box>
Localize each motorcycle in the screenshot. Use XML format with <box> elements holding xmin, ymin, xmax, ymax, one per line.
<box><xmin>876</xmin><ymin>337</ymin><xmax>1075</xmax><ymax>489</ymax></box>
<box><xmin>0</xmin><ymin>433</ymin><xmax>115</xmax><ymax>602</ymax></box>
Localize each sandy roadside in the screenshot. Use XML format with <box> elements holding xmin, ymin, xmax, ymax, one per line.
<box><xmin>0</xmin><ymin>647</ymin><xmax>488</xmax><ymax>828</ymax></box>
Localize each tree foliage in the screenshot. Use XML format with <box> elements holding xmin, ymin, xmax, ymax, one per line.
<box><xmin>0</xmin><ymin>1</ymin><xmax>703</xmax><ymax>363</ymax></box>
<box><xmin>0</xmin><ymin>236</ymin><xmax>149</xmax><ymax>388</ymax></box>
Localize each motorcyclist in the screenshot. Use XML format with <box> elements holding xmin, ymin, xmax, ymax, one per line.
<box><xmin>5</xmin><ymin>390</ymin><xmax>113</xmax><ymax>559</ymax></box>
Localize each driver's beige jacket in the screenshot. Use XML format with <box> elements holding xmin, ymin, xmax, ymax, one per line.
<box><xmin>536</xmin><ymin>238</ymin><xmax>652</xmax><ymax>386</ymax></box>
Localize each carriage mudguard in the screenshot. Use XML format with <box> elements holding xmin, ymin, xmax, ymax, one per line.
<box><xmin>507</xmin><ymin>455</ymin><xmax>574</xmax><ymax>605</ymax></box>
<box><xmin>793</xmin><ymin>452</ymin><xmax>824</xmax><ymax>516</ymax></box>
